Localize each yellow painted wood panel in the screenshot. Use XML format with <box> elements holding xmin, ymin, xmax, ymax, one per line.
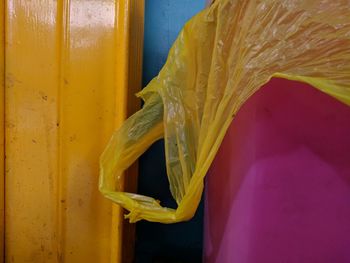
<box><xmin>4</xmin><ymin>0</ymin><xmax>143</xmax><ymax>262</ymax></box>
<box><xmin>5</xmin><ymin>1</ymin><xmax>62</xmax><ymax>261</ymax></box>
<box><xmin>110</xmin><ymin>1</ymin><xmax>130</xmax><ymax>261</ymax></box>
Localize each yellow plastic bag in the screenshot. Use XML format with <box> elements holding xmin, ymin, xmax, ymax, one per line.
<box><xmin>100</xmin><ymin>0</ymin><xmax>350</xmax><ymax>223</ymax></box>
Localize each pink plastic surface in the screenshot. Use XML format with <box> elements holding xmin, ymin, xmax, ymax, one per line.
<box><xmin>204</xmin><ymin>78</ymin><xmax>350</xmax><ymax>263</ymax></box>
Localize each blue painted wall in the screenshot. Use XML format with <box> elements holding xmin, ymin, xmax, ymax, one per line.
<box><xmin>142</xmin><ymin>0</ymin><xmax>206</xmax><ymax>85</ymax></box>
<box><xmin>136</xmin><ymin>1</ymin><xmax>206</xmax><ymax>262</ymax></box>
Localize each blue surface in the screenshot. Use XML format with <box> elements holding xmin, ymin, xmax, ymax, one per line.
<box><xmin>142</xmin><ymin>0</ymin><xmax>206</xmax><ymax>85</ymax></box>
<box><xmin>136</xmin><ymin>1</ymin><xmax>206</xmax><ymax>262</ymax></box>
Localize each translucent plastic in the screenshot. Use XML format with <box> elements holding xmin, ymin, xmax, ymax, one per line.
<box><xmin>99</xmin><ymin>0</ymin><xmax>350</xmax><ymax>223</ymax></box>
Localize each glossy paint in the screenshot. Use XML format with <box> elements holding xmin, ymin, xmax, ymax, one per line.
<box><xmin>4</xmin><ymin>0</ymin><xmax>143</xmax><ymax>262</ymax></box>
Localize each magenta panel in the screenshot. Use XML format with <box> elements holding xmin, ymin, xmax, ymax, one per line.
<box><xmin>204</xmin><ymin>78</ymin><xmax>350</xmax><ymax>263</ymax></box>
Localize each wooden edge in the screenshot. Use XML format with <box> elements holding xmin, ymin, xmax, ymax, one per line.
<box><xmin>110</xmin><ymin>1</ymin><xmax>144</xmax><ymax>262</ymax></box>
<box><xmin>110</xmin><ymin>1</ymin><xmax>129</xmax><ymax>262</ymax></box>
<box><xmin>122</xmin><ymin>0</ymin><xmax>144</xmax><ymax>262</ymax></box>
<box><xmin>0</xmin><ymin>1</ymin><xmax>4</xmax><ymax>261</ymax></box>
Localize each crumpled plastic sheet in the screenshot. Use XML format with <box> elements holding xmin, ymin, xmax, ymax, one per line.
<box><xmin>99</xmin><ymin>0</ymin><xmax>350</xmax><ymax>223</ymax></box>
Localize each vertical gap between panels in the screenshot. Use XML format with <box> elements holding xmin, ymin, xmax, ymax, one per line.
<box><xmin>56</xmin><ymin>0</ymin><xmax>70</xmax><ymax>261</ymax></box>
<box><xmin>1</xmin><ymin>0</ymin><xmax>6</xmax><ymax>261</ymax></box>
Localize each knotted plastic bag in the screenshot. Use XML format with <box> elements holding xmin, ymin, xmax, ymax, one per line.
<box><xmin>99</xmin><ymin>0</ymin><xmax>350</xmax><ymax>223</ymax></box>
